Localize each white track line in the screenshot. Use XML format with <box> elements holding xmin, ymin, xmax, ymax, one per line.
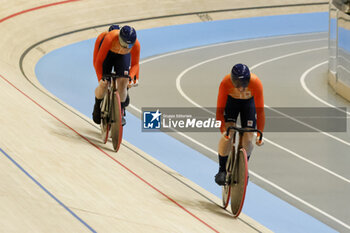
<box><xmin>176</xmin><ymin>45</ymin><xmax>350</xmax><ymax>184</ymax></box>
<box><xmin>130</xmin><ymin>103</ymin><xmax>350</xmax><ymax>230</ymax></box>
<box><xmin>141</xmin><ymin>37</ymin><xmax>326</xmax><ymax>65</ymax></box>
<box><xmin>299</xmin><ymin>62</ymin><xmax>350</xmax><ymax>148</ymax></box>
<box><xmin>174</xmin><ymin>45</ymin><xmax>350</xmax><ymax>227</ymax></box>
<box><xmin>338</xmin><ymin>65</ymin><xmax>350</xmax><ymax>76</ymax></box>
<box><xmin>300</xmin><ymin>61</ymin><xmax>350</xmax><ymax>116</ymax></box>
<box><xmin>129</xmin><ymin>105</ymin><xmax>218</xmax><ymax>154</ymax></box>
<box><xmin>251</xmin><ymin>51</ymin><xmax>350</xmax><ymax>147</ymax></box>
<box><xmin>253</xmin><ymin>172</ymin><xmax>350</xmax><ymax>230</ymax></box>
<box><xmin>134</xmin><ymin>36</ymin><xmax>350</xmax><ymax>229</ymax></box>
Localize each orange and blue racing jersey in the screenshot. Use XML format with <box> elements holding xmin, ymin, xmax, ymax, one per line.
<box><xmin>93</xmin><ymin>31</ymin><xmax>107</xmax><ymax>70</ymax></box>
<box><xmin>216</xmin><ymin>73</ymin><xmax>265</xmax><ymax>135</ymax></box>
<box><xmin>93</xmin><ymin>29</ymin><xmax>140</xmax><ymax>81</ymax></box>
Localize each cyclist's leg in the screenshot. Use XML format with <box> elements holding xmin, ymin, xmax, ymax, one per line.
<box><xmin>93</xmin><ymin>80</ymin><xmax>109</xmax><ymax>124</ymax></box>
<box><xmin>216</xmin><ymin>122</ymin><xmax>234</xmax><ymax>181</ymax></box>
<box><xmin>123</xmin><ymin>89</ymin><xmax>130</xmax><ymax>107</ymax></box>
<box><xmin>112</xmin><ymin>53</ymin><xmax>131</xmax><ymax>102</ymax></box>
<box><xmin>242</xmin><ymin>132</ymin><xmax>254</xmax><ymax>160</ymax></box>
<box><xmin>92</xmin><ymin>52</ymin><xmax>113</xmax><ymax>124</ymax></box>
<box><xmin>116</xmin><ymin>78</ymin><xmax>128</xmax><ymax>125</ymax></box>
<box><xmin>95</xmin><ymin>79</ymin><xmax>108</xmax><ymax>99</ymax></box>
<box><xmin>240</xmin><ymin>97</ymin><xmax>257</xmax><ymax>161</ymax></box>
<box><xmin>116</xmin><ymin>78</ymin><xmax>128</xmax><ymax>102</ymax></box>
<box><xmin>113</xmin><ymin>53</ymin><xmax>131</xmax><ymax>125</ymax></box>
<box><xmin>215</xmin><ymin>96</ymin><xmax>239</xmax><ymax>185</ymax></box>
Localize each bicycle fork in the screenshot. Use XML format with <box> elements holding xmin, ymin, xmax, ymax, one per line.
<box><xmin>101</xmin><ymin>92</ymin><xmax>109</xmax><ymax>121</ymax></box>
<box><xmin>227</xmin><ymin>131</ymin><xmax>241</xmax><ymax>185</ymax></box>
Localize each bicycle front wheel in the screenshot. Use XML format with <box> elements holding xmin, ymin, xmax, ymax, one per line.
<box><xmin>230</xmin><ymin>148</ymin><xmax>248</xmax><ymax>218</ymax></box>
<box><xmin>222</xmin><ymin>151</ymin><xmax>234</xmax><ymax>209</ymax></box>
<box><xmin>111</xmin><ymin>91</ymin><xmax>123</xmax><ymax>152</ymax></box>
<box><xmin>222</xmin><ymin>183</ymin><xmax>231</xmax><ymax>209</ymax></box>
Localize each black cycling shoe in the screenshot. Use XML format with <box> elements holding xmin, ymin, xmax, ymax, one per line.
<box><xmin>121</xmin><ymin>107</ymin><xmax>126</xmax><ymax>126</ymax></box>
<box><xmin>215</xmin><ymin>170</ymin><xmax>227</xmax><ymax>186</ymax></box>
<box><xmin>122</xmin><ymin>116</ymin><xmax>126</xmax><ymax>126</ymax></box>
<box><xmin>92</xmin><ymin>98</ymin><xmax>103</xmax><ymax>124</ymax></box>
<box><xmin>124</xmin><ymin>93</ymin><xmax>130</xmax><ymax>108</ymax></box>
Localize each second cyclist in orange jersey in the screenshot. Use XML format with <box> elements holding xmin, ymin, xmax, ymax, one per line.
<box><xmin>92</xmin><ymin>25</ymin><xmax>140</xmax><ymax>126</ymax></box>
<box><xmin>94</xmin><ymin>28</ymin><xmax>140</xmax><ymax>81</ymax></box>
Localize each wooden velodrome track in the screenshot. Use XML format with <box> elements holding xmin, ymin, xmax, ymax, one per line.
<box><xmin>0</xmin><ymin>1</ymin><xmax>328</xmax><ymax>232</ymax></box>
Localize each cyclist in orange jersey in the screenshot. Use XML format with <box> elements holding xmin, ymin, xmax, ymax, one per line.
<box><xmin>215</xmin><ymin>63</ymin><xmax>265</xmax><ymax>185</ymax></box>
<box><xmin>92</xmin><ymin>25</ymin><xmax>140</xmax><ymax>126</ymax></box>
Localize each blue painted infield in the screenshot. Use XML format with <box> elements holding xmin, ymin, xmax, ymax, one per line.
<box><xmin>35</xmin><ymin>12</ymin><xmax>336</xmax><ymax>233</ymax></box>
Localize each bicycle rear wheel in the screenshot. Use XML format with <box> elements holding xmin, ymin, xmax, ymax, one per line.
<box><xmin>100</xmin><ymin>94</ymin><xmax>110</xmax><ymax>144</ymax></box>
<box><xmin>111</xmin><ymin>91</ymin><xmax>123</xmax><ymax>152</ymax></box>
<box><xmin>230</xmin><ymin>148</ymin><xmax>248</xmax><ymax>218</ymax></box>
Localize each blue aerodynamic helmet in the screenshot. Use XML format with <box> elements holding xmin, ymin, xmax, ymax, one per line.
<box><xmin>119</xmin><ymin>25</ymin><xmax>137</xmax><ymax>49</ymax></box>
<box><xmin>108</xmin><ymin>24</ymin><xmax>120</xmax><ymax>32</ymax></box>
<box><xmin>231</xmin><ymin>63</ymin><xmax>251</xmax><ymax>88</ymax></box>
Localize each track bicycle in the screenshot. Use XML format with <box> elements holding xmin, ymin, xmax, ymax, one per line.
<box><xmin>100</xmin><ymin>73</ymin><xmax>130</xmax><ymax>152</ymax></box>
<box><xmin>222</xmin><ymin>126</ymin><xmax>263</xmax><ymax>218</ymax></box>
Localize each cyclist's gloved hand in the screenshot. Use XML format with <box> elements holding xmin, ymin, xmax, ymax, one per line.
<box><xmin>100</xmin><ymin>78</ymin><xmax>108</xmax><ymax>88</ymax></box>
<box><xmin>256</xmin><ymin>135</ymin><xmax>264</xmax><ymax>146</ymax></box>
<box><xmin>128</xmin><ymin>75</ymin><xmax>138</xmax><ymax>88</ymax></box>
<box><xmin>222</xmin><ymin>132</ymin><xmax>230</xmax><ymax>140</ymax></box>
<box><xmin>221</xmin><ymin>127</ymin><xmax>230</xmax><ymax>141</ymax></box>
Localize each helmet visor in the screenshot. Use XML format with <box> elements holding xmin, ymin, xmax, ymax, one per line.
<box><xmin>119</xmin><ymin>36</ymin><xmax>134</xmax><ymax>49</ymax></box>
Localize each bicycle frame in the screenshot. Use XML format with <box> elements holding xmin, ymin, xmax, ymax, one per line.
<box><xmin>226</xmin><ymin>126</ymin><xmax>263</xmax><ymax>150</ymax></box>
<box><xmin>227</xmin><ymin>126</ymin><xmax>263</xmax><ymax>182</ymax></box>
<box><xmin>100</xmin><ymin>73</ymin><xmax>130</xmax><ymax>151</ymax></box>
<box><xmin>231</xmin><ymin>132</ymin><xmax>241</xmax><ymax>185</ymax></box>
<box><xmin>102</xmin><ymin>74</ymin><xmax>130</xmax><ymax>122</ymax></box>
